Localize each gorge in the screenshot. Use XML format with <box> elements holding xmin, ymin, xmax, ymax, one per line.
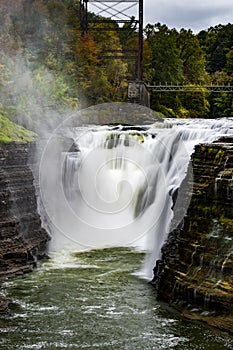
<box><xmin>0</xmin><ymin>109</ymin><xmax>233</xmax><ymax>348</ymax></box>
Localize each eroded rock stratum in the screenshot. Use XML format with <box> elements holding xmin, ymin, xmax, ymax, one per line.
<box><xmin>0</xmin><ymin>142</ymin><xmax>49</xmax><ymax>312</ymax></box>
<box><xmin>153</xmin><ymin>138</ymin><xmax>233</xmax><ymax>334</ymax></box>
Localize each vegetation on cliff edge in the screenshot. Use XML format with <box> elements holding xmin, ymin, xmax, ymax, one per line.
<box><xmin>0</xmin><ymin>108</ymin><xmax>37</xmax><ymax>144</ymax></box>
<box><xmin>0</xmin><ymin>0</ymin><xmax>233</xmax><ymax>136</ymax></box>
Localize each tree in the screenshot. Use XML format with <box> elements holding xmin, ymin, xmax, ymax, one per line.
<box><xmin>145</xmin><ymin>23</ymin><xmax>183</xmax><ymax>84</ymax></box>
<box><xmin>89</xmin><ymin>21</ymin><xmax>128</xmax><ymax>102</ymax></box>
<box><xmin>225</xmin><ymin>48</ymin><xmax>233</xmax><ymax>75</ymax></box>
<box><xmin>199</xmin><ymin>24</ymin><xmax>233</xmax><ymax>74</ymax></box>
<box><xmin>212</xmin><ymin>93</ymin><xmax>233</xmax><ymax>118</ymax></box>
<box><xmin>179</xmin><ymin>89</ymin><xmax>210</xmax><ymax>118</ymax></box>
<box><xmin>208</xmin><ymin>71</ymin><xmax>233</xmax><ymax>117</ymax></box>
<box><xmin>145</xmin><ymin>23</ymin><xmax>210</xmax><ymax>117</ymax></box>
<box><xmin>177</xmin><ymin>29</ymin><xmax>209</xmax><ymax>84</ymax></box>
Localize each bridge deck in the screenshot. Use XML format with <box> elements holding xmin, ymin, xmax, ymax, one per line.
<box><xmin>147</xmin><ymin>84</ymin><xmax>233</xmax><ymax>92</ymax></box>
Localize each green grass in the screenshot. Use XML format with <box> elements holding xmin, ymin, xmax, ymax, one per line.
<box><xmin>0</xmin><ymin>111</ymin><xmax>37</xmax><ymax>145</ymax></box>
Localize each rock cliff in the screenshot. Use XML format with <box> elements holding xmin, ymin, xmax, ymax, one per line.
<box><xmin>153</xmin><ymin>138</ymin><xmax>233</xmax><ymax>334</ymax></box>
<box><xmin>0</xmin><ymin>142</ymin><xmax>49</xmax><ymax>312</ymax></box>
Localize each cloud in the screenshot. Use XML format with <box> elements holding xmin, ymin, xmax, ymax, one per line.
<box><xmin>145</xmin><ymin>0</ymin><xmax>233</xmax><ymax>32</ymax></box>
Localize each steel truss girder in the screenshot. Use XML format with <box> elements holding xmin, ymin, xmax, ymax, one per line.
<box><xmin>89</xmin><ymin>1</ymin><xmax>138</xmax><ymax>20</ymax></box>
<box><xmin>88</xmin><ymin>1</ymin><xmax>139</xmax><ymax>2</ymax></box>
<box><xmin>79</xmin><ymin>0</ymin><xmax>143</xmax><ymax>80</ymax></box>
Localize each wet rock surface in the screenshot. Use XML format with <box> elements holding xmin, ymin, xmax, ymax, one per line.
<box><xmin>0</xmin><ymin>142</ymin><xmax>49</xmax><ymax>312</ymax></box>
<box><xmin>153</xmin><ymin>139</ymin><xmax>233</xmax><ymax>334</ymax></box>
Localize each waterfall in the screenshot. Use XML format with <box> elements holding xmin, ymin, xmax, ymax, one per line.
<box><xmin>39</xmin><ymin>111</ymin><xmax>233</xmax><ymax>280</ymax></box>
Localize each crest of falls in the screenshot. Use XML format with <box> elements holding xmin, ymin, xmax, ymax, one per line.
<box><xmin>39</xmin><ymin>118</ymin><xmax>233</xmax><ymax>280</ymax></box>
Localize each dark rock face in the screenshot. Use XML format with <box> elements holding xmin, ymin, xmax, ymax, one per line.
<box><xmin>0</xmin><ymin>142</ymin><xmax>49</xmax><ymax>311</ymax></box>
<box><xmin>153</xmin><ymin>139</ymin><xmax>233</xmax><ymax>334</ymax></box>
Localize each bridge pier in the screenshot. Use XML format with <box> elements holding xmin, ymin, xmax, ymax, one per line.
<box><xmin>128</xmin><ymin>81</ymin><xmax>150</xmax><ymax>107</ymax></box>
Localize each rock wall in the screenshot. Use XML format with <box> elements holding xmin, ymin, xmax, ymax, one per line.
<box><xmin>153</xmin><ymin>138</ymin><xmax>233</xmax><ymax>334</ymax></box>
<box><xmin>0</xmin><ymin>142</ymin><xmax>49</xmax><ymax>311</ymax></box>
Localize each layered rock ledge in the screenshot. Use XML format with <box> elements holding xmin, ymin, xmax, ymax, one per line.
<box><xmin>0</xmin><ymin>142</ymin><xmax>49</xmax><ymax>312</ymax></box>
<box><xmin>153</xmin><ymin>137</ymin><xmax>233</xmax><ymax>334</ymax></box>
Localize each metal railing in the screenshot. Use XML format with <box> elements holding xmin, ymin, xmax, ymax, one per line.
<box><xmin>146</xmin><ymin>83</ymin><xmax>233</xmax><ymax>92</ymax></box>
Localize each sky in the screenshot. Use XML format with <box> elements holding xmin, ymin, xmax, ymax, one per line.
<box><xmin>89</xmin><ymin>0</ymin><xmax>233</xmax><ymax>33</ymax></box>
<box><xmin>144</xmin><ymin>0</ymin><xmax>233</xmax><ymax>32</ymax></box>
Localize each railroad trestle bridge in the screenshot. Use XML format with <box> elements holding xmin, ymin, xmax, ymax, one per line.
<box><xmin>79</xmin><ymin>1</ymin><xmax>233</xmax><ymax>107</ymax></box>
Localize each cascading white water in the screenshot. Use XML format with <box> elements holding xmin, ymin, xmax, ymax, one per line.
<box><xmin>39</xmin><ymin>115</ymin><xmax>233</xmax><ymax>280</ymax></box>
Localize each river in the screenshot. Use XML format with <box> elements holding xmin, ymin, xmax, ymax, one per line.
<box><xmin>0</xmin><ymin>248</ymin><xmax>232</xmax><ymax>350</ymax></box>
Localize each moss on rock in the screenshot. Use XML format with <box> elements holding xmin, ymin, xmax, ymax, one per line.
<box><xmin>0</xmin><ymin>109</ymin><xmax>37</xmax><ymax>146</ymax></box>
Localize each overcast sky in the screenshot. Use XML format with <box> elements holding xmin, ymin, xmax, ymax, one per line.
<box><xmin>88</xmin><ymin>0</ymin><xmax>233</xmax><ymax>33</ymax></box>
<box><xmin>144</xmin><ymin>0</ymin><xmax>233</xmax><ymax>32</ymax></box>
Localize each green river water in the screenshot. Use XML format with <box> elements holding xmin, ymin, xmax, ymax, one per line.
<box><xmin>0</xmin><ymin>248</ymin><xmax>232</xmax><ymax>350</ymax></box>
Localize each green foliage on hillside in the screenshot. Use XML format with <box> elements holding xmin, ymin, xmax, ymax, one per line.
<box><xmin>0</xmin><ymin>0</ymin><xmax>232</xmax><ymax>136</ymax></box>
<box><xmin>144</xmin><ymin>23</ymin><xmax>232</xmax><ymax>118</ymax></box>
<box><xmin>197</xmin><ymin>24</ymin><xmax>233</xmax><ymax>117</ymax></box>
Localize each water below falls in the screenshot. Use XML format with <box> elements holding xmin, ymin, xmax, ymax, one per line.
<box><xmin>1</xmin><ymin>116</ymin><xmax>233</xmax><ymax>349</ymax></box>
<box><xmin>1</xmin><ymin>248</ymin><xmax>233</xmax><ymax>349</ymax></box>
